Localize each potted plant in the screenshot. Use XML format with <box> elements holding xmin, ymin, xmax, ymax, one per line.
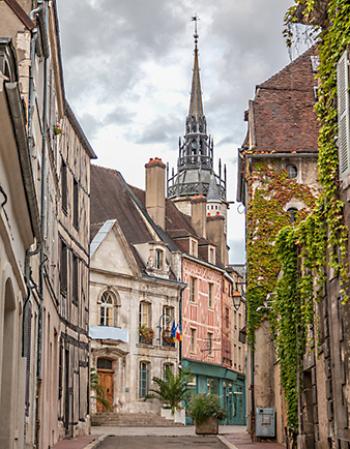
<box><xmin>147</xmin><ymin>367</ymin><xmax>190</xmax><ymax>420</ymax></box>
<box><xmin>139</xmin><ymin>324</ymin><xmax>154</xmax><ymax>345</ymax></box>
<box><xmin>188</xmin><ymin>394</ymin><xmax>225</xmax><ymax>435</ymax></box>
<box><xmin>162</xmin><ymin>329</ymin><xmax>175</xmax><ymax>347</ymax></box>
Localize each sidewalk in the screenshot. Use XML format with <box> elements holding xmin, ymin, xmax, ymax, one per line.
<box><xmin>53</xmin><ymin>435</ymin><xmax>104</xmax><ymax>449</ymax></box>
<box><xmin>219</xmin><ymin>433</ymin><xmax>284</xmax><ymax>449</ymax></box>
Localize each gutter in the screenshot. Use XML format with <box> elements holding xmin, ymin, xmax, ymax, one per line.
<box><xmin>5</xmin><ymin>82</ymin><xmax>41</xmax><ymax>240</ymax></box>
<box><xmin>244</xmin><ymin>151</ymin><xmax>318</xmax><ymax>159</ymax></box>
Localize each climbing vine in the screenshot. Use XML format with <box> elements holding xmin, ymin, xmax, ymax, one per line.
<box><xmin>252</xmin><ymin>0</ymin><xmax>350</xmax><ymax>437</ymax></box>
<box><xmin>246</xmin><ymin>0</ymin><xmax>350</xmax><ymax>438</ymax></box>
<box><xmin>246</xmin><ymin>163</ymin><xmax>316</xmax><ymax>343</ymax></box>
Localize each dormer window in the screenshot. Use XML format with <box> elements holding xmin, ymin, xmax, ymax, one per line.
<box><xmin>189</xmin><ymin>238</ymin><xmax>198</xmax><ymax>257</ymax></box>
<box><xmin>155</xmin><ymin>249</ymin><xmax>164</xmax><ymax>269</ymax></box>
<box><xmin>208</xmin><ymin>246</ymin><xmax>216</xmax><ymax>264</ymax></box>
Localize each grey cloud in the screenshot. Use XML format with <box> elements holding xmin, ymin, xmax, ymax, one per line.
<box><xmin>135</xmin><ymin>115</ymin><xmax>183</xmax><ymax>145</ymax></box>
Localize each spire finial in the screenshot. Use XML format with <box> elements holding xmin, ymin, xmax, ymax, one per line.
<box><xmin>191</xmin><ymin>15</ymin><xmax>199</xmax><ymax>49</ymax></box>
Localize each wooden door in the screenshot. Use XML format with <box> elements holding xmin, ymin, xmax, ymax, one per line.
<box><xmin>97</xmin><ymin>370</ymin><xmax>114</xmax><ymax>413</ymax></box>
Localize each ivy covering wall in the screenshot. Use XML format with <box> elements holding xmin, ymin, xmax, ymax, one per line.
<box><xmin>246</xmin><ymin>0</ymin><xmax>350</xmax><ymax>439</ymax></box>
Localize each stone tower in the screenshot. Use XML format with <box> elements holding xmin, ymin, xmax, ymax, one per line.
<box><xmin>167</xmin><ymin>20</ymin><xmax>226</xmax><ymax>217</ymax></box>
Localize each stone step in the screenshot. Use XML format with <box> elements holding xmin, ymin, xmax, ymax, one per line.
<box><xmin>92</xmin><ymin>413</ymin><xmax>184</xmax><ymax>427</ymax></box>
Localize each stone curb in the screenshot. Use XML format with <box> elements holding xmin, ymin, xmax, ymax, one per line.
<box><xmin>83</xmin><ymin>434</ymin><xmax>108</xmax><ymax>449</ymax></box>
<box><xmin>217</xmin><ymin>435</ymin><xmax>239</xmax><ymax>449</ymax></box>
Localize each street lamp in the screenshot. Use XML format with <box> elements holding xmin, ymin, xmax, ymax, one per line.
<box><xmin>232</xmin><ymin>291</ymin><xmax>242</xmax><ymax>311</ymax></box>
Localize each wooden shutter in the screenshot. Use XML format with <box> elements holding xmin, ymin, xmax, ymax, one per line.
<box><xmin>337</xmin><ymin>49</ymin><xmax>350</xmax><ymax>175</ymax></box>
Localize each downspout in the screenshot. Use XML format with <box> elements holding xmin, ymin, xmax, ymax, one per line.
<box><xmin>32</xmin><ymin>1</ymin><xmax>50</xmax><ymax>447</ymax></box>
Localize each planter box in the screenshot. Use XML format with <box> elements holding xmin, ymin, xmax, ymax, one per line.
<box><xmin>174</xmin><ymin>408</ymin><xmax>186</xmax><ymax>425</ymax></box>
<box><xmin>195</xmin><ymin>417</ymin><xmax>219</xmax><ymax>435</ymax></box>
<box><xmin>161</xmin><ymin>408</ymin><xmax>174</xmax><ymax>421</ymax></box>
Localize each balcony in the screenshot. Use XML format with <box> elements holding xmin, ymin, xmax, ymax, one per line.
<box><xmin>89</xmin><ymin>325</ymin><xmax>128</xmax><ymax>343</ymax></box>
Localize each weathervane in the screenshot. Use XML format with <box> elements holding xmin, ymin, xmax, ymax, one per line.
<box><xmin>191</xmin><ymin>15</ymin><xmax>200</xmax><ymax>48</ymax></box>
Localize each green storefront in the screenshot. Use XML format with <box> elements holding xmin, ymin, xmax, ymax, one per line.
<box><xmin>182</xmin><ymin>359</ymin><xmax>246</xmax><ymax>426</ymax></box>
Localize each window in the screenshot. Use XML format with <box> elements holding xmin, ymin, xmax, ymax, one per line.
<box><xmin>337</xmin><ymin>49</ymin><xmax>350</xmax><ymax>176</ymax></box>
<box><xmin>286</xmin><ymin>164</ymin><xmax>298</xmax><ymax>179</ymax></box>
<box><xmin>208</xmin><ymin>332</ymin><xmax>213</xmax><ymax>355</ymax></box>
<box><xmin>97</xmin><ymin>358</ymin><xmax>113</xmax><ymax>370</ymax></box>
<box><xmin>61</xmin><ymin>159</ymin><xmax>68</xmax><ymax>213</ymax></box>
<box><xmin>208</xmin><ymin>283</ymin><xmax>214</xmax><ymax>308</ymax></box>
<box><xmin>139</xmin><ymin>301</ymin><xmax>152</xmax><ymax>344</ymax></box>
<box><xmin>155</xmin><ymin>249</ymin><xmax>164</xmax><ymax>269</ymax></box>
<box><xmin>139</xmin><ymin>301</ymin><xmax>151</xmax><ymax>327</ymax></box>
<box><xmin>60</xmin><ymin>240</ymin><xmax>68</xmax><ymax>295</ymax></box>
<box><xmin>208</xmin><ymin>247</ymin><xmax>216</xmax><ymax>264</ymax></box>
<box><xmin>190</xmin><ymin>238</ymin><xmax>198</xmax><ymax>257</ymax></box>
<box><xmin>225</xmin><ymin>307</ymin><xmax>230</xmax><ymax>328</ymax></box>
<box><xmin>190</xmin><ymin>328</ymin><xmax>196</xmax><ymax>353</ymax></box>
<box><xmin>189</xmin><ymin>277</ymin><xmax>197</xmax><ymax>302</ymax></box>
<box><xmin>73</xmin><ymin>178</ymin><xmax>79</xmax><ymax>229</ymax></box>
<box><xmin>100</xmin><ymin>291</ymin><xmax>116</xmax><ymax>327</ymax></box>
<box><xmin>162</xmin><ymin>305</ymin><xmax>174</xmax><ymax>330</ymax></box>
<box><xmin>163</xmin><ymin>363</ymin><xmax>174</xmax><ymax>379</ymax></box>
<box><xmin>72</xmin><ymin>254</ymin><xmax>79</xmax><ymax>305</ymax></box>
<box><xmin>287</xmin><ymin>207</ymin><xmax>298</xmax><ymax>224</ymax></box>
<box><xmin>139</xmin><ymin>361</ymin><xmax>150</xmax><ymax>398</ymax></box>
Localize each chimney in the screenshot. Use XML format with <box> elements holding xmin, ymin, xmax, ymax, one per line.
<box><xmin>206</xmin><ymin>215</ymin><xmax>228</xmax><ymax>266</ymax></box>
<box><xmin>191</xmin><ymin>195</ymin><xmax>207</xmax><ymax>238</ymax></box>
<box><xmin>145</xmin><ymin>157</ymin><xmax>166</xmax><ymax>229</ymax></box>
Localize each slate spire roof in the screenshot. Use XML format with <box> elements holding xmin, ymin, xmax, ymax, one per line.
<box><xmin>189</xmin><ymin>43</ymin><xmax>204</xmax><ymax>118</ymax></box>
<box><xmin>167</xmin><ymin>25</ymin><xmax>226</xmax><ymax>202</ymax></box>
<box><xmin>207</xmin><ymin>174</ymin><xmax>222</xmax><ymax>202</ymax></box>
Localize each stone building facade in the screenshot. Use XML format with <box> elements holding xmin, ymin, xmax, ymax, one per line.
<box><xmin>237</xmin><ymin>47</ymin><xmax>320</xmax><ymax>444</ymax></box>
<box><xmin>0</xmin><ymin>1</ymin><xmax>95</xmax><ymax>448</ymax></box>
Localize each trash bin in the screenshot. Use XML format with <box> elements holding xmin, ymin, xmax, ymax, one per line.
<box><xmin>255</xmin><ymin>407</ymin><xmax>276</xmax><ymax>438</ymax></box>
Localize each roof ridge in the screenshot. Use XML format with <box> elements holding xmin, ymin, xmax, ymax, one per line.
<box><xmin>258</xmin><ymin>45</ymin><xmax>317</xmax><ymax>89</ymax></box>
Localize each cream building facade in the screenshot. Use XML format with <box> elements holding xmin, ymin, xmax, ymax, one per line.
<box><xmin>0</xmin><ymin>1</ymin><xmax>96</xmax><ymax>448</ymax></box>
<box><xmin>89</xmin><ymin>164</ymin><xmax>184</xmax><ymax>416</ymax></box>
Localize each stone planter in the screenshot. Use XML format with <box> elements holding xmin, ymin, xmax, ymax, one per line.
<box><xmin>161</xmin><ymin>407</ymin><xmax>174</xmax><ymax>421</ymax></box>
<box><xmin>174</xmin><ymin>408</ymin><xmax>186</xmax><ymax>425</ymax></box>
<box><xmin>195</xmin><ymin>417</ymin><xmax>219</xmax><ymax>435</ymax></box>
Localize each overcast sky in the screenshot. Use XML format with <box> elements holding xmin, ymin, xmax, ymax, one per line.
<box><xmin>57</xmin><ymin>0</ymin><xmax>306</xmax><ymax>264</ymax></box>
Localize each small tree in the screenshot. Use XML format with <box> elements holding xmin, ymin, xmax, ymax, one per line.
<box><xmin>147</xmin><ymin>368</ymin><xmax>190</xmax><ymax>414</ymax></box>
<box><xmin>90</xmin><ymin>368</ymin><xmax>112</xmax><ymax>411</ymax></box>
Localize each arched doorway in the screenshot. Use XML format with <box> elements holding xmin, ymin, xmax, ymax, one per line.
<box><xmin>0</xmin><ymin>279</ymin><xmax>16</xmax><ymax>448</ymax></box>
<box><xmin>96</xmin><ymin>357</ymin><xmax>114</xmax><ymax>413</ymax></box>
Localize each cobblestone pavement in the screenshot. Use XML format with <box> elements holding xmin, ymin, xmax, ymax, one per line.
<box><xmin>97</xmin><ymin>435</ymin><xmax>228</xmax><ymax>449</ymax></box>
<box><xmin>221</xmin><ymin>433</ymin><xmax>284</xmax><ymax>449</ymax></box>
<box><xmin>52</xmin><ymin>435</ymin><xmax>96</xmax><ymax>449</ymax></box>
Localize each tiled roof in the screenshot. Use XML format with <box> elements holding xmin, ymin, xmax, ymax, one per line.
<box><xmin>247</xmin><ymin>46</ymin><xmax>319</xmax><ymax>153</ymax></box>
<box><xmin>90</xmin><ymin>165</ymin><xmax>153</xmax><ymax>244</ymax></box>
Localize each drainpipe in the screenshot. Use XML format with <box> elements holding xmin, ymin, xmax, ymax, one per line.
<box><xmin>30</xmin><ymin>1</ymin><xmax>50</xmax><ymax>447</ymax></box>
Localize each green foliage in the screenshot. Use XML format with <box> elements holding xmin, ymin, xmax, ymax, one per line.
<box><xmin>90</xmin><ymin>368</ymin><xmax>112</xmax><ymax>411</ymax></box>
<box><xmin>188</xmin><ymin>394</ymin><xmax>225</xmax><ymax>425</ymax></box>
<box><xmin>147</xmin><ymin>368</ymin><xmax>190</xmax><ymax>414</ymax></box>
<box><xmin>261</xmin><ymin>0</ymin><xmax>350</xmax><ymax>438</ymax></box>
<box><xmin>246</xmin><ymin>164</ymin><xmax>316</xmax><ymax>344</ymax></box>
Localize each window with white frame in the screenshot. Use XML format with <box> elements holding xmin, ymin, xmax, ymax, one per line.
<box><xmin>189</xmin><ymin>238</ymin><xmax>198</xmax><ymax>257</ymax></box>
<box><xmin>337</xmin><ymin>49</ymin><xmax>350</xmax><ymax>176</ymax></box>
<box><xmin>100</xmin><ymin>291</ymin><xmax>118</xmax><ymax>327</ymax></box>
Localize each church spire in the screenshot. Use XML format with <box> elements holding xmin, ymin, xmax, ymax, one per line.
<box><xmin>189</xmin><ymin>16</ymin><xmax>204</xmax><ymax>117</ymax></box>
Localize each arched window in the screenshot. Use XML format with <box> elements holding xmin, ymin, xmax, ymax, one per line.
<box><xmin>99</xmin><ymin>290</ymin><xmax>118</xmax><ymax>327</ymax></box>
<box><xmin>287</xmin><ymin>164</ymin><xmax>298</xmax><ymax>179</ymax></box>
